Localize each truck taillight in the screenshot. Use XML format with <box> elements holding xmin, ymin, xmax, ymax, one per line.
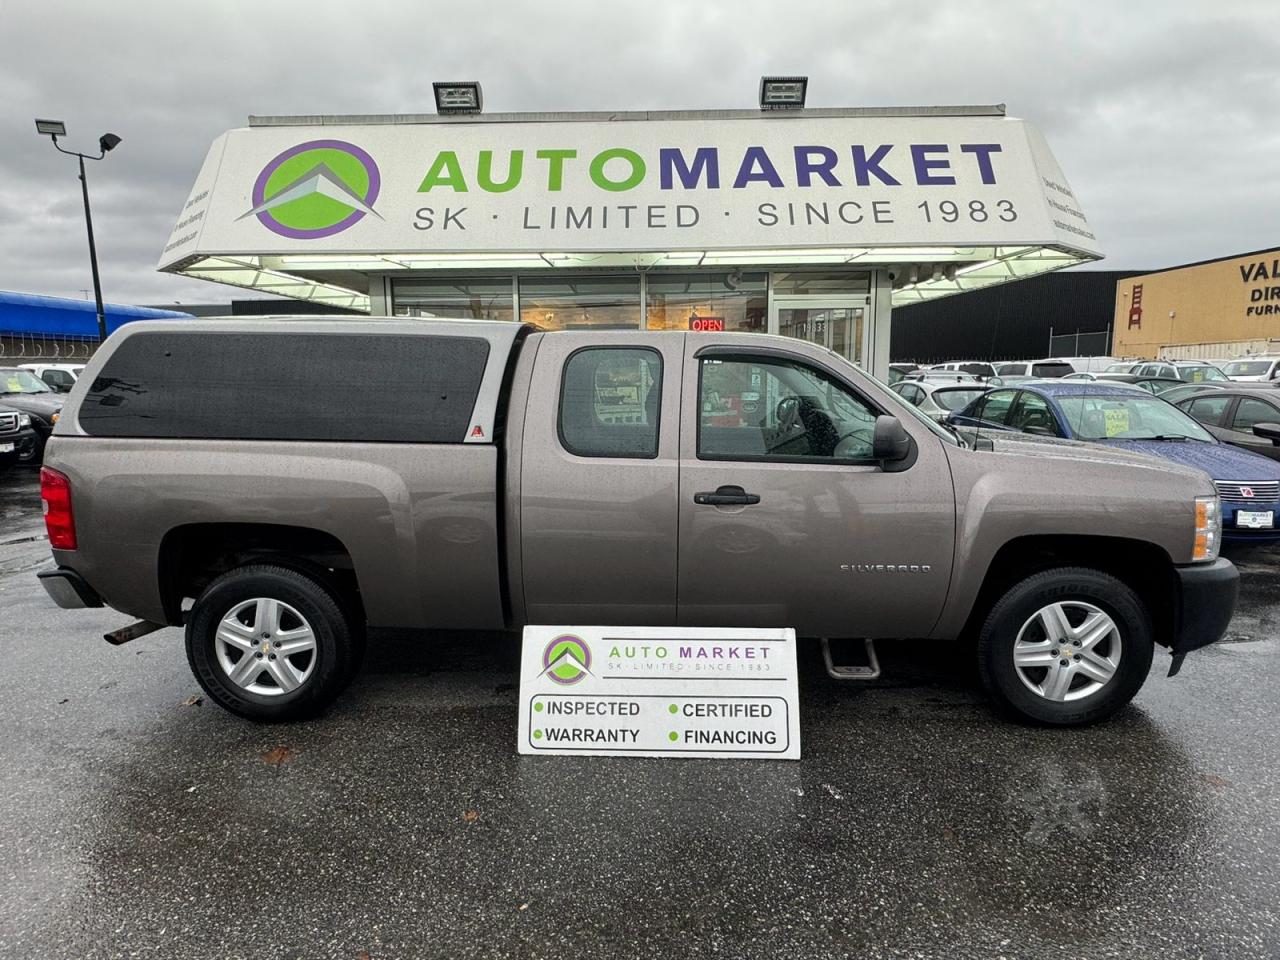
<box><xmin>40</xmin><ymin>467</ymin><xmax>77</xmax><ymax>550</ymax></box>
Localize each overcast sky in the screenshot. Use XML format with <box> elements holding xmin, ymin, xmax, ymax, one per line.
<box><xmin>1</xmin><ymin>0</ymin><xmax>1276</xmax><ymax>306</ymax></box>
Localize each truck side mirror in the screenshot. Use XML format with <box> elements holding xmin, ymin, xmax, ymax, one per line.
<box><xmin>1252</xmin><ymin>422</ymin><xmax>1280</xmax><ymax>444</ymax></box>
<box><xmin>873</xmin><ymin>415</ymin><xmax>911</xmax><ymax>463</ymax></box>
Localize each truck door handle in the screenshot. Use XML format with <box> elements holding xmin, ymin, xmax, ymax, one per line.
<box><xmin>694</xmin><ymin>485</ymin><xmax>761</xmax><ymax>506</ymax></box>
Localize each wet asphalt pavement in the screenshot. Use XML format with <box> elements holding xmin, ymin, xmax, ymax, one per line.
<box><xmin>2</xmin><ymin>467</ymin><xmax>1280</xmax><ymax>960</ymax></box>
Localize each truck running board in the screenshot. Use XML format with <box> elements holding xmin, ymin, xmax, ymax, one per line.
<box><xmin>821</xmin><ymin>638</ymin><xmax>881</xmax><ymax>680</ymax></box>
<box><xmin>103</xmin><ymin>620</ymin><xmax>167</xmax><ymax>646</ymax></box>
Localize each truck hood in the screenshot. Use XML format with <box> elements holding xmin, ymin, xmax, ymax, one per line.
<box><xmin>1095</xmin><ymin>438</ymin><xmax>1280</xmax><ymax>482</ymax></box>
<box><xmin>0</xmin><ymin>393</ymin><xmax>62</xmax><ymax>420</ymax></box>
<box><xmin>974</xmin><ymin>430</ymin><xmax>1210</xmax><ymax>482</ymax></box>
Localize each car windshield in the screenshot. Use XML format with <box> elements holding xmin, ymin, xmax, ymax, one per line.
<box><xmin>995</xmin><ymin>363</ymin><xmax>1025</xmax><ymax>376</ymax></box>
<box><xmin>957</xmin><ymin>363</ymin><xmax>995</xmax><ymax>377</ymax></box>
<box><xmin>1030</xmin><ymin>362</ymin><xmax>1074</xmax><ymax>378</ymax></box>
<box><xmin>0</xmin><ymin>369</ymin><xmax>53</xmax><ymax>394</ymax></box>
<box><xmin>1224</xmin><ymin>359</ymin><xmax>1273</xmax><ymax>377</ymax></box>
<box><xmin>1104</xmin><ymin>362</ymin><xmax>1134</xmax><ymax>373</ymax></box>
<box><xmin>1176</xmin><ymin>364</ymin><xmax>1228</xmax><ymax>382</ymax></box>
<box><xmin>932</xmin><ymin>387</ymin><xmax>987</xmax><ymax>411</ymax></box>
<box><xmin>1056</xmin><ymin>394</ymin><xmax>1215</xmax><ymax>442</ymax></box>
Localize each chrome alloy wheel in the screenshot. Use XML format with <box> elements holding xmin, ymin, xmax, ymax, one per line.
<box><xmin>214</xmin><ymin>597</ymin><xmax>317</xmax><ymax>696</ymax></box>
<box><xmin>1013</xmin><ymin>601</ymin><xmax>1122</xmax><ymax>703</ymax></box>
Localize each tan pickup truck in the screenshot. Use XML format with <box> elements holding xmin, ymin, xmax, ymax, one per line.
<box><xmin>38</xmin><ymin>318</ymin><xmax>1238</xmax><ymax>725</ymax></box>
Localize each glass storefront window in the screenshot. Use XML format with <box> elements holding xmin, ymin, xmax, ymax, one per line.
<box><xmin>645</xmin><ymin>273</ymin><xmax>767</xmax><ymax>333</ymax></box>
<box><xmin>519</xmin><ymin>277</ymin><xmax>640</xmax><ymax>330</ymax></box>
<box><xmin>392</xmin><ymin>279</ymin><xmax>514</xmax><ymax>321</ymax></box>
<box><xmin>771</xmin><ymin>271</ymin><xmax>871</xmax><ymax>296</ymax></box>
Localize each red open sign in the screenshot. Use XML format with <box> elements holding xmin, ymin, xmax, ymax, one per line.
<box><xmin>690</xmin><ymin>316</ymin><xmax>725</xmax><ymax>332</ymax></box>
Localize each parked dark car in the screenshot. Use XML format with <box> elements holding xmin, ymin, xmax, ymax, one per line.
<box><xmin>0</xmin><ymin>403</ymin><xmax>37</xmax><ymax>474</ymax></box>
<box><xmin>949</xmin><ymin>381</ymin><xmax>1280</xmax><ymax>541</ymax></box>
<box><xmin>0</xmin><ymin>367</ymin><xmax>64</xmax><ymax>464</ymax></box>
<box><xmin>1176</xmin><ymin>390</ymin><xmax>1280</xmax><ymax>462</ymax></box>
<box><xmin>1092</xmin><ymin>373</ymin><xmax>1184</xmax><ymax>395</ymax></box>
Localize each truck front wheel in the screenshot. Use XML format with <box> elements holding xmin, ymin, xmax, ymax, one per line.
<box><xmin>977</xmin><ymin>567</ymin><xmax>1154</xmax><ymax>726</ymax></box>
<box><xmin>185</xmin><ymin>564</ymin><xmax>358</xmax><ymax>721</ymax></box>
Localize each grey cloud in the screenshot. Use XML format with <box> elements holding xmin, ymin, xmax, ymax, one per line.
<box><xmin>1</xmin><ymin>0</ymin><xmax>1277</xmax><ymax>305</ymax></box>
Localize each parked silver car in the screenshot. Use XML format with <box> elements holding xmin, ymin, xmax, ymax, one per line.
<box><xmin>891</xmin><ymin>380</ymin><xmax>989</xmax><ymax>421</ymax></box>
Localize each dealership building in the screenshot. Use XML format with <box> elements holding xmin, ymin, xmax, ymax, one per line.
<box><xmin>158</xmin><ymin>94</ymin><xmax>1101</xmax><ymax>378</ymax></box>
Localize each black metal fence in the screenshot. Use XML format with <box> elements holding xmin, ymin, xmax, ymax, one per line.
<box><xmin>0</xmin><ymin>333</ymin><xmax>100</xmax><ymax>363</ymax></box>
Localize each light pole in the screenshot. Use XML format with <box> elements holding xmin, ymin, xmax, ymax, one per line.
<box><xmin>34</xmin><ymin>119</ymin><xmax>122</xmax><ymax>342</ymax></box>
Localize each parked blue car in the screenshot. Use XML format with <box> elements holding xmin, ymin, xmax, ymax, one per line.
<box><xmin>949</xmin><ymin>381</ymin><xmax>1280</xmax><ymax>541</ymax></box>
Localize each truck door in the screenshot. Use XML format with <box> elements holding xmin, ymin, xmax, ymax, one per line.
<box><xmin>677</xmin><ymin>342</ymin><xmax>955</xmax><ymax>639</ymax></box>
<box><xmin>519</xmin><ymin>332</ymin><xmax>685</xmax><ymax>624</ymax></box>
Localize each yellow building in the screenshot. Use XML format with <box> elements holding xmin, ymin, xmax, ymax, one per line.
<box><xmin>1113</xmin><ymin>246</ymin><xmax>1280</xmax><ymax>359</ymax></box>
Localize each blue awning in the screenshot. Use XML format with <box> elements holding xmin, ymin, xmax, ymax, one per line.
<box><xmin>0</xmin><ymin>290</ymin><xmax>192</xmax><ymax>337</ymax></box>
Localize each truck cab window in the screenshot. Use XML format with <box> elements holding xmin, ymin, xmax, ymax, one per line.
<box><xmin>698</xmin><ymin>356</ymin><xmax>878</xmax><ymax>462</ymax></box>
<box><xmin>558</xmin><ymin>347</ymin><xmax>662</xmax><ymax>458</ymax></box>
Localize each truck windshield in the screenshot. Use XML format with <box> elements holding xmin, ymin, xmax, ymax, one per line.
<box><xmin>0</xmin><ymin>369</ymin><xmax>53</xmax><ymax>394</ymax></box>
<box><xmin>1176</xmin><ymin>365</ymin><xmax>1228</xmax><ymax>382</ymax></box>
<box><xmin>1223</xmin><ymin>359</ymin><xmax>1273</xmax><ymax>377</ymax></box>
<box><xmin>1056</xmin><ymin>394</ymin><xmax>1216</xmax><ymax>442</ymax></box>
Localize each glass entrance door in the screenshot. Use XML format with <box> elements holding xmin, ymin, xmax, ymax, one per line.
<box><xmin>773</xmin><ymin>301</ymin><xmax>868</xmax><ymax>366</ymax></box>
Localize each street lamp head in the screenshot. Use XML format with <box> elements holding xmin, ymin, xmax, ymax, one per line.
<box><xmin>35</xmin><ymin>118</ymin><xmax>67</xmax><ymax>138</ymax></box>
<box><xmin>99</xmin><ymin>133</ymin><xmax>122</xmax><ymax>153</ymax></box>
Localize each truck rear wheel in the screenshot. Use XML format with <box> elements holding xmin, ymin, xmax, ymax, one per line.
<box><xmin>977</xmin><ymin>567</ymin><xmax>1154</xmax><ymax>726</ymax></box>
<box><xmin>185</xmin><ymin>564</ymin><xmax>357</xmax><ymax>722</ymax></box>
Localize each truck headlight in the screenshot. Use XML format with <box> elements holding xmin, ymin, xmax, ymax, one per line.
<box><xmin>1193</xmin><ymin>496</ymin><xmax>1221</xmax><ymax>562</ymax></box>
<box><xmin>18</xmin><ymin>413</ymin><xmax>30</xmax><ymax>427</ymax></box>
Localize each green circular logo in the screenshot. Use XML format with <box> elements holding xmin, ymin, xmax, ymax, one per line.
<box><xmin>245</xmin><ymin>139</ymin><xmax>380</xmax><ymax>239</ymax></box>
<box><xmin>541</xmin><ymin>635</ymin><xmax>592</xmax><ymax>685</ymax></box>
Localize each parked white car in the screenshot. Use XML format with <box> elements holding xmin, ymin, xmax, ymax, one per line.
<box><xmin>18</xmin><ymin>363</ymin><xmax>84</xmax><ymax>393</ymax></box>
<box><xmin>1057</xmin><ymin>356</ymin><xmax>1119</xmax><ymax>374</ymax></box>
<box><xmin>993</xmin><ymin>359</ymin><xmax>1076</xmax><ymax>379</ymax></box>
<box><xmin>931</xmin><ymin>360</ymin><xmax>998</xmax><ymax>380</ymax></box>
<box><xmin>1222</xmin><ymin>356</ymin><xmax>1280</xmax><ymax>382</ymax></box>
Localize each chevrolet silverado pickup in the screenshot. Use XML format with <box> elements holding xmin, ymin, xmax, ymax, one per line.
<box><xmin>37</xmin><ymin>319</ymin><xmax>1239</xmax><ymax>725</ymax></box>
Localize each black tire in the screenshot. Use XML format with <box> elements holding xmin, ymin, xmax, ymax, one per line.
<box><xmin>17</xmin><ymin>432</ymin><xmax>43</xmax><ymax>465</ymax></box>
<box><xmin>977</xmin><ymin>566</ymin><xmax>1154</xmax><ymax>726</ymax></box>
<box><xmin>185</xmin><ymin>564</ymin><xmax>357</xmax><ymax>721</ymax></box>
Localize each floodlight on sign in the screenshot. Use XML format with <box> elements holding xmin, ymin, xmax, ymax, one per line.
<box><xmin>433</xmin><ymin>82</ymin><xmax>483</xmax><ymax>114</ymax></box>
<box><xmin>759</xmin><ymin>76</ymin><xmax>807</xmax><ymax>109</ymax></box>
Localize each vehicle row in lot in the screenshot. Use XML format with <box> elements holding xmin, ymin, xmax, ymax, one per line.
<box><xmin>948</xmin><ymin>381</ymin><xmax>1280</xmax><ymax>540</ymax></box>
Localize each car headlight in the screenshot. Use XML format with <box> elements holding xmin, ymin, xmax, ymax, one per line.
<box><xmin>1193</xmin><ymin>495</ymin><xmax>1221</xmax><ymax>562</ymax></box>
<box><xmin>51</xmin><ymin>412</ymin><xmax>59</xmax><ymax>423</ymax></box>
<box><xmin>18</xmin><ymin>413</ymin><xmax>30</xmax><ymax>427</ymax></box>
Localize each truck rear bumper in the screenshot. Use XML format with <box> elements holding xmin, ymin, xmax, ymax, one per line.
<box><xmin>38</xmin><ymin>566</ymin><xmax>104</xmax><ymax>609</ymax></box>
<box><xmin>1171</xmin><ymin>557</ymin><xmax>1238</xmax><ymax>657</ymax></box>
